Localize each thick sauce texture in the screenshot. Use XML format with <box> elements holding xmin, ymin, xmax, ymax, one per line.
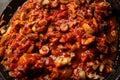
<box><xmin>0</xmin><ymin>0</ymin><xmax>118</xmax><ymax>80</ymax></box>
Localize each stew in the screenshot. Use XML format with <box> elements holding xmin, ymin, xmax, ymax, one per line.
<box><xmin>0</xmin><ymin>0</ymin><xmax>118</xmax><ymax>80</ymax></box>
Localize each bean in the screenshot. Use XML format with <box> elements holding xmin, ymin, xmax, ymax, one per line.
<box><xmin>39</xmin><ymin>45</ymin><xmax>49</xmax><ymax>56</ymax></box>
<box><xmin>60</xmin><ymin>24</ymin><xmax>69</xmax><ymax>32</ymax></box>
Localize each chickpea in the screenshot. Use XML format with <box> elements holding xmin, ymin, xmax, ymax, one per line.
<box><xmin>111</xmin><ymin>30</ymin><xmax>117</xmax><ymax>37</ymax></box>
<box><xmin>39</xmin><ymin>45</ymin><xmax>49</xmax><ymax>56</ymax></box>
<box><xmin>60</xmin><ymin>24</ymin><xmax>69</xmax><ymax>32</ymax></box>
<box><xmin>60</xmin><ymin>4</ymin><xmax>67</xmax><ymax>10</ymax></box>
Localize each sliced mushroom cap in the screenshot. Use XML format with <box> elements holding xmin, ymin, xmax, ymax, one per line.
<box><xmin>79</xmin><ymin>70</ymin><xmax>86</xmax><ymax>79</ymax></box>
<box><xmin>55</xmin><ymin>56</ymin><xmax>72</xmax><ymax>67</ymax></box>
<box><xmin>42</xmin><ymin>0</ymin><xmax>50</xmax><ymax>5</ymax></box>
<box><xmin>87</xmin><ymin>73</ymin><xmax>101</xmax><ymax>80</ymax></box>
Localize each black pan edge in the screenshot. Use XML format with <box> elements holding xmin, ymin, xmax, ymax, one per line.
<box><xmin>105</xmin><ymin>0</ymin><xmax>120</xmax><ymax>80</ymax></box>
<box><xmin>0</xmin><ymin>0</ymin><xmax>27</xmax><ymax>80</ymax></box>
<box><xmin>0</xmin><ymin>0</ymin><xmax>27</xmax><ymax>27</ymax></box>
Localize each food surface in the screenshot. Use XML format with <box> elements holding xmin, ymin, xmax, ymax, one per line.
<box><xmin>0</xmin><ymin>0</ymin><xmax>118</xmax><ymax>80</ymax></box>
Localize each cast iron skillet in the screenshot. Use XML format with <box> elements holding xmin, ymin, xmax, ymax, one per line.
<box><xmin>0</xmin><ymin>0</ymin><xmax>120</xmax><ymax>80</ymax></box>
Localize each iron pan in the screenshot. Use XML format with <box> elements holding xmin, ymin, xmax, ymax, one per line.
<box><xmin>0</xmin><ymin>0</ymin><xmax>120</xmax><ymax>80</ymax></box>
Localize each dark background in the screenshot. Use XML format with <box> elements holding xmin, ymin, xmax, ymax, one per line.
<box><xmin>0</xmin><ymin>0</ymin><xmax>11</xmax><ymax>15</ymax></box>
